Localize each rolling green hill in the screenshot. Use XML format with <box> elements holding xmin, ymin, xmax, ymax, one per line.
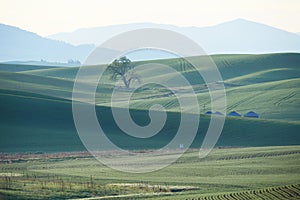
<box><xmin>0</xmin><ymin>63</ymin><xmax>59</xmax><ymax>72</ymax></box>
<box><xmin>0</xmin><ymin>79</ymin><xmax>299</xmax><ymax>153</ymax></box>
<box><xmin>0</xmin><ymin>53</ymin><xmax>299</xmax><ymax>153</ymax></box>
<box><xmin>18</xmin><ymin>53</ymin><xmax>300</xmax><ymax>121</ymax></box>
<box><xmin>23</xmin><ymin>53</ymin><xmax>300</xmax><ymax>81</ymax></box>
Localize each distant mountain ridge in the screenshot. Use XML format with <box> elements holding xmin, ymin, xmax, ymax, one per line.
<box><xmin>0</xmin><ymin>23</ymin><xmax>95</xmax><ymax>62</ymax></box>
<box><xmin>1</xmin><ymin>19</ymin><xmax>300</xmax><ymax>63</ymax></box>
<box><xmin>48</xmin><ymin>19</ymin><xmax>300</xmax><ymax>54</ymax></box>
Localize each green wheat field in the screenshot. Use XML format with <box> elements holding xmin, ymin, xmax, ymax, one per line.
<box><xmin>0</xmin><ymin>53</ymin><xmax>300</xmax><ymax>199</ymax></box>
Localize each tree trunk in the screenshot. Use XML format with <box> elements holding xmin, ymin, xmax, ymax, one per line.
<box><xmin>122</xmin><ymin>75</ymin><xmax>129</xmax><ymax>89</ymax></box>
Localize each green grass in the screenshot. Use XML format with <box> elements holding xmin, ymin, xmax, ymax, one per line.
<box><xmin>12</xmin><ymin>53</ymin><xmax>300</xmax><ymax>121</ymax></box>
<box><xmin>0</xmin><ymin>53</ymin><xmax>300</xmax><ymax>153</ymax></box>
<box><xmin>0</xmin><ymin>53</ymin><xmax>300</xmax><ymax>199</ymax></box>
<box><xmin>0</xmin><ymin>63</ymin><xmax>59</xmax><ymax>72</ymax></box>
<box><xmin>0</xmin><ymin>88</ymin><xmax>299</xmax><ymax>153</ymax></box>
<box><xmin>0</xmin><ymin>146</ymin><xmax>299</xmax><ymax>199</ymax></box>
<box><xmin>23</xmin><ymin>53</ymin><xmax>300</xmax><ymax>81</ymax></box>
<box><xmin>146</xmin><ymin>184</ymin><xmax>300</xmax><ymax>200</ymax></box>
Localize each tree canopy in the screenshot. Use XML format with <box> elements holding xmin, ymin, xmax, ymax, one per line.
<box><xmin>107</xmin><ymin>56</ymin><xmax>140</xmax><ymax>89</ymax></box>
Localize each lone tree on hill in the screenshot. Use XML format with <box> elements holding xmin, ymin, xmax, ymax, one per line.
<box><xmin>107</xmin><ymin>56</ymin><xmax>140</xmax><ymax>89</ymax></box>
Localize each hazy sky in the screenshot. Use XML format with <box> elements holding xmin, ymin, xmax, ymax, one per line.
<box><xmin>0</xmin><ymin>0</ymin><xmax>299</xmax><ymax>36</ymax></box>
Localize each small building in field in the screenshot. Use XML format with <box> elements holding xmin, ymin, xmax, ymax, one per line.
<box><xmin>205</xmin><ymin>111</ymin><xmax>224</xmax><ymax>115</ymax></box>
<box><xmin>214</xmin><ymin>111</ymin><xmax>223</xmax><ymax>115</ymax></box>
<box><xmin>243</xmin><ymin>111</ymin><xmax>259</xmax><ymax>118</ymax></box>
<box><xmin>227</xmin><ymin>111</ymin><xmax>242</xmax><ymax>117</ymax></box>
<box><xmin>205</xmin><ymin>111</ymin><xmax>213</xmax><ymax>115</ymax></box>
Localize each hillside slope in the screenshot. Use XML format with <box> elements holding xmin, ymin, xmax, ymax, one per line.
<box><xmin>20</xmin><ymin>53</ymin><xmax>300</xmax><ymax>121</ymax></box>
<box><xmin>0</xmin><ymin>89</ymin><xmax>299</xmax><ymax>153</ymax></box>
<box><xmin>0</xmin><ymin>53</ymin><xmax>299</xmax><ymax>152</ymax></box>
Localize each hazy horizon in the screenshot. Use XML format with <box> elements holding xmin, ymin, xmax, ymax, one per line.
<box><xmin>0</xmin><ymin>0</ymin><xmax>299</xmax><ymax>36</ymax></box>
<box><xmin>2</xmin><ymin>18</ymin><xmax>299</xmax><ymax>36</ymax></box>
